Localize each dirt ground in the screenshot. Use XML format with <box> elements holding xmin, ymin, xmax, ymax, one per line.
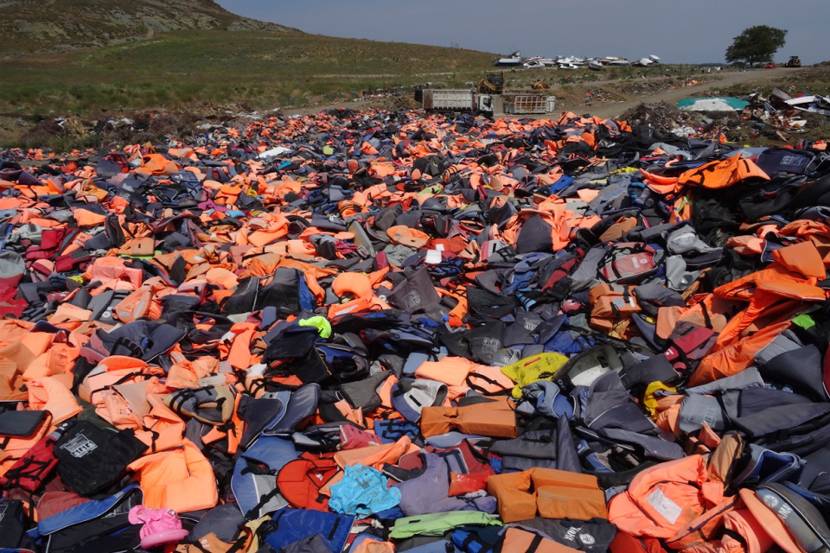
<box><xmin>554</xmin><ymin>67</ymin><xmax>801</xmax><ymax>118</ymax></box>
<box><xmin>0</xmin><ymin>67</ymin><xmax>820</xmax><ymax>152</ymax></box>
<box><xmin>281</xmin><ymin>68</ymin><xmax>804</xmax><ymax>120</ymax></box>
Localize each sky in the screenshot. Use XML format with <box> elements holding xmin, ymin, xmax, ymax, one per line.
<box><xmin>218</xmin><ymin>0</ymin><xmax>828</xmax><ymax>64</ymax></box>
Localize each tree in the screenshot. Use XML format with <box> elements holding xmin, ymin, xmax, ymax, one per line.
<box><xmin>726</xmin><ymin>25</ymin><xmax>787</xmax><ymax>65</ymax></box>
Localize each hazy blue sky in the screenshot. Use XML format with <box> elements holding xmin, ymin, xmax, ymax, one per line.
<box><xmin>218</xmin><ymin>0</ymin><xmax>828</xmax><ymax>64</ymax></box>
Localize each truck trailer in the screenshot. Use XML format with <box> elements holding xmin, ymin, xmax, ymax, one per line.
<box><xmin>421</xmin><ymin>89</ymin><xmax>555</xmax><ymax>116</ymax></box>
<box><xmin>503</xmin><ymin>93</ymin><xmax>557</xmax><ymax>115</ymax></box>
<box><xmin>421</xmin><ymin>89</ymin><xmax>476</xmax><ymax>111</ymax></box>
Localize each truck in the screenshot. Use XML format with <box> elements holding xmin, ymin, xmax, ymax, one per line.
<box><xmin>420</xmin><ymin>88</ymin><xmax>556</xmax><ymax>116</ymax></box>
<box><xmin>421</xmin><ymin>89</ymin><xmax>476</xmax><ymax>111</ymax></box>
<box><xmin>503</xmin><ymin>93</ymin><xmax>557</xmax><ymax>115</ymax></box>
<box><xmin>786</xmin><ymin>56</ymin><xmax>802</xmax><ymax>68</ymax></box>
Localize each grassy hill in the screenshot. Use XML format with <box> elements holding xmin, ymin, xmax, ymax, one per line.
<box><xmin>0</xmin><ymin>0</ymin><xmax>294</xmax><ymax>54</ymax></box>
<box><xmin>1</xmin><ymin>30</ymin><xmax>495</xmax><ymax>118</ymax></box>
<box><xmin>0</xmin><ymin>0</ymin><xmax>496</xmax><ymax>131</ymax></box>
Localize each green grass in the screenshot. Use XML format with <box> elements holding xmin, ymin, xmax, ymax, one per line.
<box><xmin>1</xmin><ymin>31</ymin><xmax>717</xmax><ymax>120</ymax></box>
<box><xmin>708</xmin><ymin>65</ymin><xmax>830</xmax><ymax>97</ymax></box>
<box><xmin>0</xmin><ymin>30</ymin><xmax>496</xmax><ymax>117</ymax></box>
<box><xmin>0</xmin><ymin>27</ymin><xmax>787</xmax><ymax>150</ymax></box>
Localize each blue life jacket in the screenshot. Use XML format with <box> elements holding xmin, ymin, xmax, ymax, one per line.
<box><xmin>262</xmin><ymin>509</ymin><xmax>353</xmax><ymax>552</ymax></box>
<box><xmin>231</xmin><ymin>436</ymin><xmax>297</xmax><ymax>515</ymax></box>
<box><xmin>31</xmin><ymin>485</ymin><xmax>142</xmax><ymax>539</ymax></box>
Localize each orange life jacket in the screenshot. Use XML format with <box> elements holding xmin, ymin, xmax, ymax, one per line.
<box><xmin>608</xmin><ymin>455</ymin><xmax>728</xmax><ymax>542</ymax></box>
<box><xmin>276</xmin><ymin>452</ymin><xmax>338</xmax><ymax>511</ymax></box>
<box><xmin>677</xmin><ymin>155</ymin><xmax>769</xmax><ymax>189</ymax></box>
<box><xmin>420</xmin><ymin>396</ymin><xmax>516</xmax><ymax>439</ymax></box>
<box><xmin>128</xmin><ymin>438</ymin><xmax>218</xmax><ymax>513</ymax></box>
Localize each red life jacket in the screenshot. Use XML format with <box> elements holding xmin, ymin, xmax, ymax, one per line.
<box><xmin>0</xmin><ymin>436</ymin><xmax>58</xmax><ymax>493</ymax></box>
<box><xmin>276</xmin><ymin>452</ymin><xmax>338</xmax><ymax>511</ymax></box>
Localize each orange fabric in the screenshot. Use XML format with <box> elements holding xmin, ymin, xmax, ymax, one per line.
<box><xmin>228</xmin><ymin>323</ymin><xmax>257</xmax><ymax>371</ymax></box>
<box><xmin>114</xmin><ymin>288</ymin><xmax>153</xmax><ymax>323</ymax></box>
<box><xmin>738</xmin><ymin>489</ymin><xmax>801</xmax><ymax>553</ymax></box>
<box><xmin>334</xmin><ymin>435</ymin><xmax>415</xmax><ymax>469</ymax></box>
<box><xmin>500</xmin><ymin>207</ymin><xmax>597</xmax><ymax>253</ymax></box>
<box><xmin>27</xmin><ymin>376</ymin><xmax>81</xmax><ymax>425</ymax></box>
<box><xmin>332</xmin><ymin>272</ymin><xmax>374</xmax><ymax>298</ymax></box>
<box><xmin>136</xmin><ymin>395</ymin><xmax>186</xmax><ymax>452</ymax></box>
<box><xmin>128</xmin><ymin>439</ymin><xmax>218</xmax><ymax>512</ymax></box>
<box><xmin>166</xmin><ymin>356</ymin><xmax>219</xmax><ymax>389</ymax></box>
<box><xmin>502</xmin><ymin>528</ymin><xmax>581</xmax><ymax>553</ymax></box>
<box><xmin>466</xmin><ymin>364</ymin><xmax>515</xmax><ymax>395</ymax></box>
<box><xmin>690</xmin><ymin>319</ymin><xmax>790</xmax><ymax>386</ymax></box>
<box><xmin>722</xmin><ymin>508</ymin><xmax>774</xmax><ymax>553</ymax></box>
<box><xmin>678</xmin><ymin>155</ymin><xmax>770</xmax><ymax>189</ymax></box>
<box><xmin>486</xmin><ymin>470</ymin><xmax>536</xmax><ymax>522</ymax></box>
<box><xmin>415</xmin><ymin>357</ymin><xmax>499</xmax><ymax>399</ymax></box>
<box><xmin>48</xmin><ymin>303</ymin><xmax>92</xmax><ymax>325</ymax></box>
<box><xmin>78</xmin><ymin>356</ymin><xmax>155</xmax><ymax>403</ymax></box>
<box><xmin>136</xmin><ymin>154</ymin><xmax>179</xmax><ymax>176</ymax></box>
<box><xmin>772</xmin><ymin>240</ymin><xmax>826</xmax><ymax>279</ymax></box>
<box><xmin>487</xmin><ymin>468</ymin><xmax>605</xmax><ymax>524</ymax></box>
<box><xmin>72</xmin><ymin>208</ymin><xmax>106</xmax><ymax>227</ymax></box>
<box><xmin>609</xmin><ymin>455</ymin><xmax>727</xmax><ymax>540</ymax></box>
<box><xmin>534</xmin><ymin>468</ymin><xmax>607</xmax><ymax>520</ymax></box>
<box><xmin>386</xmin><ymin>225</ymin><xmax>430</xmax><ymax>248</ymax></box>
<box><xmin>351</xmin><ymin>540</ymin><xmax>396</xmax><ymax>553</ymax></box>
<box><xmin>420</xmin><ymin>396</ymin><xmax>516</xmax><ymax>438</ymax></box>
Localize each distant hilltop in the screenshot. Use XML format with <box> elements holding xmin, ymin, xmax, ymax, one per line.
<box><xmin>0</xmin><ymin>0</ymin><xmax>297</xmax><ymax>53</ymax></box>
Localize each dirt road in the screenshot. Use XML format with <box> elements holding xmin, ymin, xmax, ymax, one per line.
<box><xmin>281</xmin><ymin>67</ymin><xmax>800</xmax><ymax>120</ymax></box>
<box><xmin>570</xmin><ymin>67</ymin><xmax>798</xmax><ymax>118</ymax></box>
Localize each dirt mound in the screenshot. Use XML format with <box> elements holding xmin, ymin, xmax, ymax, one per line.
<box><xmin>621</xmin><ymin>101</ymin><xmax>745</xmax><ymax>140</ymax></box>
<box><xmin>621</xmin><ymin>102</ymin><xmax>707</xmax><ymax>133</ymax></box>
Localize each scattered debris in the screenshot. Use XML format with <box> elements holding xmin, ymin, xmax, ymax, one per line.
<box><xmin>0</xmin><ymin>107</ymin><xmax>828</xmax><ymax>551</ymax></box>
<box><xmin>677</xmin><ymin>96</ymin><xmax>749</xmax><ymax>112</ymax></box>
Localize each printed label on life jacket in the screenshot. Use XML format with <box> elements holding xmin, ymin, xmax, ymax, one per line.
<box><xmin>479</xmin><ymin>337</ymin><xmax>500</xmax><ymax>354</ymax></box>
<box><xmin>403</xmin><ymin>290</ymin><xmax>423</xmax><ymax>310</ymax></box>
<box><xmin>563</xmin><ymin>525</ymin><xmax>597</xmax><ymax>546</ymax></box>
<box><xmin>579</xmin><ymin>533</ymin><xmax>596</xmax><ymax>546</ymax></box>
<box><xmin>780</xmin><ymin>154</ymin><xmax>802</xmax><ymax>169</ymax></box>
<box><xmin>59</xmin><ymin>433</ymin><xmax>98</xmax><ymax>458</ymax></box>
<box><xmin>647</xmin><ymin>487</ymin><xmax>682</xmax><ymax>524</ymax></box>
<box><xmin>761</xmin><ymin>492</ymin><xmax>794</xmax><ymax>521</ymax></box>
<box><xmin>522</xmin><ymin>318</ymin><xmax>537</xmax><ymax>332</ymax></box>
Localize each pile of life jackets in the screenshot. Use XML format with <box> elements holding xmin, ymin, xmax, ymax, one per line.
<box><xmin>0</xmin><ymin>109</ymin><xmax>829</xmax><ymax>553</ymax></box>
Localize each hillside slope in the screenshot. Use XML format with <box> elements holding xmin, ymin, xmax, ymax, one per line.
<box><xmin>1</xmin><ymin>30</ymin><xmax>495</xmax><ymax>116</ymax></box>
<box><xmin>0</xmin><ymin>0</ymin><xmax>295</xmax><ymax>53</ymax></box>
<box><xmin>0</xmin><ymin>0</ymin><xmax>498</xmax><ymax>146</ymax></box>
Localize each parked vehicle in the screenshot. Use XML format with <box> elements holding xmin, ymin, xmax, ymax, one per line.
<box><xmin>478</xmin><ymin>73</ymin><xmax>505</xmax><ymax>94</ymax></box>
<box><xmin>556</xmin><ymin>56</ymin><xmax>586</xmax><ymax>67</ymax></box>
<box><xmin>602</xmin><ymin>56</ymin><xmax>631</xmax><ymax>66</ymax></box>
<box><xmin>420</xmin><ymin>88</ymin><xmax>555</xmax><ymax>116</ymax></box>
<box><xmin>496</xmin><ymin>51</ymin><xmax>523</xmax><ymax>66</ymax></box>
<box><xmin>786</xmin><ymin>56</ymin><xmax>802</xmax><ymax>68</ymax></box>
<box><xmin>422</xmin><ymin>89</ymin><xmax>475</xmax><ymax>111</ymax></box>
<box><xmin>523</xmin><ymin>59</ymin><xmax>546</xmax><ymax>69</ymax></box>
<box><xmin>503</xmin><ymin>94</ymin><xmax>556</xmax><ymax>115</ymax></box>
